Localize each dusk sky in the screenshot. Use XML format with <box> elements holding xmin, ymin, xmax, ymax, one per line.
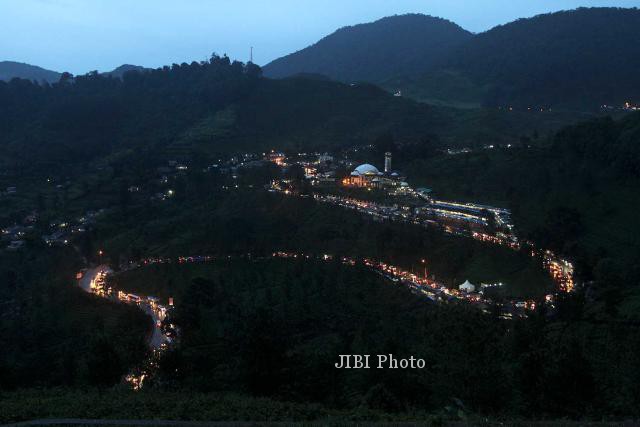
<box><xmin>2</xmin><ymin>0</ymin><xmax>639</xmax><ymax>74</ymax></box>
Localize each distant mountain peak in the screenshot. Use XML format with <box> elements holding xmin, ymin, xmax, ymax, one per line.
<box><xmin>103</xmin><ymin>64</ymin><xmax>150</xmax><ymax>78</ymax></box>
<box><xmin>263</xmin><ymin>13</ymin><xmax>472</xmax><ymax>83</ymax></box>
<box><xmin>0</xmin><ymin>61</ymin><xmax>61</xmax><ymax>83</ymax></box>
<box><xmin>385</xmin><ymin>7</ymin><xmax>640</xmax><ymax>110</ymax></box>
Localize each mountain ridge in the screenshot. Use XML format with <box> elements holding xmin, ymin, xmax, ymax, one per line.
<box><xmin>263</xmin><ymin>14</ymin><xmax>472</xmax><ymax>83</ymax></box>
<box><xmin>266</xmin><ymin>7</ymin><xmax>640</xmax><ymax>110</ymax></box>
<box><xmin>0</xmin><ymin>61</ymin><xmax>150</xmax><ymax>83</ymax></box>
<box><xmin>0</xmin><ymin>61</ymin><xmax>61</xmax><ymax>83</ymax></box>
<box><xmin>430</xmin><ymin>7</ymin><xmax>640</xmax><ymax>109</ymax></box>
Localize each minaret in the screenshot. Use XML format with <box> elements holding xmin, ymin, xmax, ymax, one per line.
<box><xmin>384</xmin><ymin>152</ymin><xmax>392</xmax><ymax>173</ymax></box>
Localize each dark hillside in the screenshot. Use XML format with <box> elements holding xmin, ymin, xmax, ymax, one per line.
<box><xmin>264</xmin><ymin>14</ymin><xmax>472</xmax><ymax>83</ymax></box>
<box><xmin>0</xmin><ymin>61</ymin><xmax>61</xmax><ymax>83</ymax></box>
<box><xmin>399</xmin><ymin>8</ymin><xmax>640</xmax><ymax>109</ymax></box>
<box><xmin>0</xmin><ymin>57</ymin><xmax>586</xmax><ymax>177</ymax></box>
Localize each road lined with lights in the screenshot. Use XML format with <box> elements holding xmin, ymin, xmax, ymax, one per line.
<box><xmin>71</xmin><ymin>156</ymin><xmax>573</xmax><ymax>389</ymax></box>
<box><xmin>77</xmin><ymin>267</ymin><xmax>178</xmax><ymax>390</ymax></box>
<box><xmin>75</xmin><ymin>244</ymin><xmax>568</xmax><ymax>390</ymax></box>
<box><xmin>123</xmin><ymin>251</ymin><xmax>552</xmax><ymax>319</ymax></box>
<box><xmin>272</xmin><ymin>184</ymin><xmax>575</xmax><ymax>294</ymax></box>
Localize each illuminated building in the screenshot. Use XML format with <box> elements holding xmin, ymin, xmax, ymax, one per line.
<box><xmin>343</xmin><ymin>153</ymin><xmax>406</xmax><ymax>189</ymax></box>
<box><xmin>267</xmin><ymin>151</ymin><xmax>286</xmax><ymax>166</ymax></box>
<box><xmin>346</xmin><ymin>163</ymin><xmax>382</xmax><ymax>187</ymax></box>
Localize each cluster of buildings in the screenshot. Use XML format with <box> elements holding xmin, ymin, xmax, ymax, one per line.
<box><xmin>267</xmin><ymin>148</ymin><xmax>521</xmax><ymax>240</ymax></box>
<box><xmin>268</xmin><ymin>150</ymin><xmax>340</xmax><ymax>185</ymax></box>
<box><xmin>1</xmin><ymin>209</ymin><xmax>104</xmax><ymax>252</ymax></box>
<box><xmin>43</xmin><ymin>210</ymin><xmax>103</xmax><ymax>246</ymax></box>
<box><xmin>267</xmin><ymin>150</ymin><xmax>413</xmax><ymax>196</ymax></box>
<box><xmin>1</xmin><ymin>210</ymin><xmax>37</xmax><ymax>251</ymax></box>
<box><xmin>266</xmin><ymin>152</ymin><xmax>577</xmax><ymax>300</ymax></box>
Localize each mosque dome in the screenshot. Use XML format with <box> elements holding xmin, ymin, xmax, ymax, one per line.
<box><xmin>353</xmin><ymin>164</ymin><xmax>380</xmax><ymax>176</ymax></box>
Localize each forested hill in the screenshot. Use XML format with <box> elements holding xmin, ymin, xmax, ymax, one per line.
<box><xmin>0</xmin><ymin>55</ymin><xmax>586</xmax><ymax>176</ymax></box>
<box><xmin>263</xmin><ymin>14</ymin><xmax>472</xmax><ymax>83</ymax></box>
<box><xmin>0</xmin><ymin>56</ymin><xmax>262</xmax><ymax>172</ymax></box>
<box><xmin>0</xmin><ymin>61</ymin><xmax>61</xmax><ymax>83</ymax></box>
<box><xmin>398</xmin><ymin>7</ymin><xmax>640</xmax><ymax>109</ymax></box>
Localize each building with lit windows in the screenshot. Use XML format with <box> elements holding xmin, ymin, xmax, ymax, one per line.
<box><xmin>342</xmin><ymin>153</ymin><xmax>406</xmax><ymax>189</ymax></box>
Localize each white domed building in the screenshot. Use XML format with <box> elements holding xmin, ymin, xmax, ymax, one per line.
<box><xmin>344</xmin><ymin>163</ymin><xmax>383</xmax><ymax>187</ymax></box>
<box><xmin>352</xmin><ymin>164</ymin><xmax>381</xmax><ymax>176</ymax></box>
<box><xmin>343</xmin><ymin>154</ymin><xmax>407</xmax><ymax>189</ymax></box>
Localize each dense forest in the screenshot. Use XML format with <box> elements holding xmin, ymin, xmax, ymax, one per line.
<box><xmin>263</xmin><ymin>8</ymin><xmax>640</xmax><ymax>110</ymax></box>
<box><xmin>0</xmin><ymin>54</ymin><xmax>592</xmax><ymax>179</ymax></box>
<box><xmin>399</xmin><ymin>8</ymin><xmax>640</xmax><ymax>109</ymax></box>
<box><xmin>0</xmin><ymin>55</ymin><xmax>261</xmax><ymax>173</ymax></box>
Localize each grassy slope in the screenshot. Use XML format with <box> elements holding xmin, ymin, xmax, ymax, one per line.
<box><xmin>0</xmin><ymin>389</ymin><xmax>397</xmax><ymax>423</ymax></box>
<box><xmin>383</xmin><ymin>69</ymin><xmax>488</xmax><ymax>108</ymax></box>
<box><xmin>3</xmin><ymin>388</ymin><xmax>636</xmax><ymax>424</ymax></box>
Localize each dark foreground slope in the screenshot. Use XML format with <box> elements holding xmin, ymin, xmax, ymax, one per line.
<box><xmin>263</xmin><ymin>14</ymin><xmax>472</xmax><ymax>83</ymax></box>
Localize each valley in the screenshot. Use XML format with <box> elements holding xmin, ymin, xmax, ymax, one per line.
<box><xmin>2</xmin><ymin>3</ymin><xmax>640</xmax><ymax>424</ymax></box>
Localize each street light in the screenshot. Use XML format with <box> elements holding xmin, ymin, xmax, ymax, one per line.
<box><xmin>98</xmin><ymin>249</ymin><xmax>103</xmax><ymax>265</ymax></box>
<box><xmin>421</xmin><ymin>259</ymin><xmax>427</xmax><ymax>279</ymax></box>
